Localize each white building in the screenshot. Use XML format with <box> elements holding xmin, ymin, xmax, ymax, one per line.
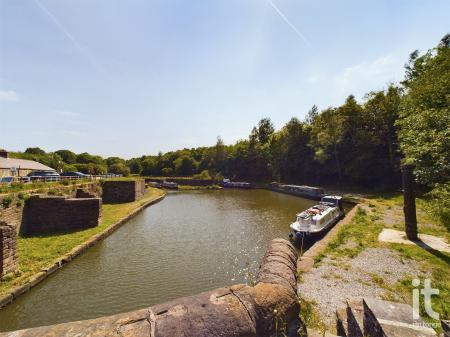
<box><xmin>0</xmin><ymin>150</ymin><xmax>54</xmax><ymax>177</ymax></box>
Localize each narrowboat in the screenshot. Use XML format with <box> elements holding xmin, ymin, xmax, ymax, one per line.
<box><xmin>161</xmin><ymin>181</ymin><xmax>178</xmax><ymax>189</ymax></box>
<box><xmin>221</xmin><ymin>179</ymin><xmax>252</xmax><ymax>189</ymax></box>
<box><xmin>269</xmin><ymin>182</ymin><xmax>325</xmax><ymax>200</ymax></box>
<box><xmin>289</xmin><ymin>195</ymin><xmax>344</xmax><ymax>242</ymax></box>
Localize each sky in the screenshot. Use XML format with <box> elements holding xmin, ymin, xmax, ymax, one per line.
<box><xmin>0</xmin><ymin>0</ymin><xmax>449</xmax><ymax>159</ymax></box>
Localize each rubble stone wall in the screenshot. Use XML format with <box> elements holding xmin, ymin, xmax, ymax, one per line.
<box><xmin>23</xmin><ymin>196</ymin><xmax>101</xmax><ymax>234</ymax></box>
<box><xmin>102</xmin><ymin>180</ymin><xmax>146</xmax><ymax>203</ymax></box>
<box><xmin>0</xmin><ymin>223</ymin><xmax>17</xmax><ymax>278</ymax></box>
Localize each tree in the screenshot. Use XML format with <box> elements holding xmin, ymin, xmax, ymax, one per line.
<box><xmin>193</xmin><ymin>170</ymin><xmax>212</xmax><ymax>180</ymax></box>
<box><xmin>76</xmin><ymin>152</ymin><xmax>104</xmax><ymax>165</ymax></box>
<box><xmin>305</xmin><ymin>105</ymin><xmax>319</xmax><ymax>125</ymax></box>
<box><xmin>174</xmin><ymin>156</ymin><xmax>197</xmax><ymax>176</ymax></box>
<box><xmin>127</xmin><ymin>158</ymin><xmax>142</xmax><ymax>175</ymax></box>
<box><xmin>109</xmin><ymin>162</ymin><xmax>130</xmax><ymax>176</ymax></box>
<box><xmin>55</xmin><ymin>150</ymin><xmax>77</xmax><ymax>164</ymax></box>
<box><xmin>141</xmin><ymin>157</ymin><xmax>158</xmax><ymax>176</ymax></box>
<box><xmin>25</xmin><ymin>147</ymin><xmax>46</xmax><ymax>155</ymax></box>
<box><xmin>257</xmin><ymin>118</ymin><xmax>275</xmax><ymax>144</ymax></box>
<box><xmin>106</xmin><ymin>157</ymin><xmax>125</xmax><ymax>167</ymax></box>
<box><xmin>397</xmin><ymin>35</ymin><xmax>450</xmax><ymax>185</ymax></box>
<box><xmin>211</xmin><ymin>137</ymin><xmax>226</xmax><ymax>173</ymax></box>
<box><xmin>311</xmin><ymin>108</ymin><xmax>345</xmax><ymax>182</ymax></box>
<box><xmin>402</xmin><ymin>164</ymin><xmax>418</xmax><ymax>240</ymax></box>
<box><xmin>48</xmin><ymin>153</ymin><xmax>64</xmax><ymax>172</ymax></box>
<box><xmin>161</xmin><ymin>167</ymin><xmax>173</xmax><ymax>176</ymax></box>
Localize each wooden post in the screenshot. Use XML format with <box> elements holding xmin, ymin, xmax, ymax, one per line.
<box><xmin>402</xmin><ymin>164</ymin><xmax>418</xmax><ymax>240</ymax></box>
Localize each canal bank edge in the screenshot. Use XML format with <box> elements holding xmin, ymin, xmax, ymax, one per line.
<box><xmin>297</xmin><ymin>204</ymin><xmax>360</xmax><ymax>273</ymax></box>
<box><xmin>0</xmin><ymin>191</ymin><xmax>166</xmax><ymax>310</ymax></box>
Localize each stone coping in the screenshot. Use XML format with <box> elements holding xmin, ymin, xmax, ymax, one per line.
<box><xmin>0</xmin><ymin>193</ymin><xmax>166</xmax><ymax>310</ymax></box>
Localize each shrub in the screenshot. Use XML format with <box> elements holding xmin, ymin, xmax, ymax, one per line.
<box><xmin>47</xmin><ymin>188</ymin><xmax>59</xmax><ymax>196</ymax></box>
<box><xmin>161</xmin><ymin>167</ymin><xmax>173</xmax><ymax>176</ymax></box>
<box><xmin>17</xmin><ymin>192</ymin><xmax>30</xmax><ymax>201</ymax></box>
<box><xmin>193</xmin><ymin>170</ymin><xmax>212</xmax><ymax>180</ymax></box>
<box><xmin>2</xmin><ymin>196</ymin><xmax>13</xmax><ymax>208</ymax></box>
<box><xmin>425</xmin><ymin>183</ymin><xmax>450</xmax><ymax>229</ymax></box>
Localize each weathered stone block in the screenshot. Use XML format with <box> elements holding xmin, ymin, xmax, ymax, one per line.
<box><xmin>75</xmin><ymin>188</ymin><xmax>97</xmax><ymax>199</ymax></box>
<box><xmin>0</xmin><ymin>223</ymin><xmax>18</xmax><ymax>278</ymax></box>
<box><xmin>23</xmin><ymin>196</ymin><xmax>101</xmax><ymax>234</ymax></box>
<box><xmin>102</xmin><ymin>179</ymin><xmax>146</xmax><ymax>203</ymax></box>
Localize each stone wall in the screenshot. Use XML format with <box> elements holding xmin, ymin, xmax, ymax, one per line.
<box><xmin>102</xmin><ymin>179</ymin><xmax>145</xmax><ymax>203</ymax></box>
<box><xmin>76</xmin><ymin>188</ymin><xmax>97</xmax><ymax>199</ymax></box>
<box><xmin>0</xmin><ymin>203</ymin><xmax>23</xmax><ymax>232</ymax></box>
<box><xmin>0</xmin><ymin>239</ymin><xmax>300</xmax><ymax>337</ymax></box>
<box><xmin>0</xmin><ymin>183</ymin><xmax>101</xmax><ymax>233</ymax></box>
<box><xmin>23</xmin><ymin>196</ymin><xmax>101</xmax><ymax>234</ymax></box>
<box><xmin>0</xmin><ymin>223</ymin><xmax>17</xmax><ymax>279</ymax></box>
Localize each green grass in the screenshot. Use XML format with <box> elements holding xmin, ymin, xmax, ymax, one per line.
<box><xmin>299</xmin><ymin>297</ymin><xmax>327</xmax><ymax>333</ymax></box>
<box><xmin>0</xmin><ymin>188</ymin><xmax>165</xmax><ymax>297</ymax></box>
<box><xmin>314</xmin><ymin>207</ymin><xmax>383</xmax><ymax>263</ymax></box>
<box><xmin>312</xmin><ymin>192</ymin><xmax>449</xmax><ymax>331</ymax></box>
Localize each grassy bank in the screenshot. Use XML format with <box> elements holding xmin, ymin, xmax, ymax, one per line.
<box><xmin>308</xmin><ymin>193</ymin><xmax>449</xmax><ymax>332</ymax></box>
<box><xmin>0</xmin><ymin>188</ymin><xmax>165</xmax><ymax>297</ymax></box>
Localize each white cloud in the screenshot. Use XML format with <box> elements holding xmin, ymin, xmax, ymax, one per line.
<box><xmin>333</xmin><ymin>55</ymin><xmax>404</xmax><ymax>100</ymax></box>
<box><xmin>0</xmin><ymin>90</ymin><xmax>18</xmax><ymax>102</ymax></box>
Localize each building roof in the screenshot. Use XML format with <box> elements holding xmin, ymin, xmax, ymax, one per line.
<box><xmin>0</xmin><ymin>157</ymin><xmax>54</xmax><ymax>171</ymax></box>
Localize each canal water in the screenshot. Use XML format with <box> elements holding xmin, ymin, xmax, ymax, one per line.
<box><xmin>0</xmin><ymin>189</ymin><xmax>316</xmax><ymax>332</ymax></box>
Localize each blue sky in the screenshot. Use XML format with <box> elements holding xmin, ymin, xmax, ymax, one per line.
<box><xmin>1</xmin><ymin>0</ymin><xmax>449</xmax><ymax>158</ymax></box>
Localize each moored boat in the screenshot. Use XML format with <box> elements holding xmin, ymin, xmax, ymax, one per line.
<box><xmin>289</xmin><ymin>195</ymin><xmax>344</xmax><ymax>243</ymax></box>
<box><xmin>221</xmin><ymin>179</ymin><xmax>252</xmax><ymax>189</ymax></box>
<box><xmin>161</xmin><ymin>181</ymin><xmax>178</xmax><ymax>189</ymax></box>
<box><xmin>269</xmin><ymin>182</ymin><xmax>325</xmax><ymax>200</ymax></box>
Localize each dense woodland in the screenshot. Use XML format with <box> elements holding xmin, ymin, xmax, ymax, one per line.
<box><xmin>10</xmin><ymin>35</ymin><xmax>449</xmax><ymax>224</ymax></box>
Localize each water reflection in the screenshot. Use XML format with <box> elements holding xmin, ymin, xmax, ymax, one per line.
<box><xmin>0</xmin><ymin>189</ymin><xmax>316</xmax><ymax>332</ymax></box>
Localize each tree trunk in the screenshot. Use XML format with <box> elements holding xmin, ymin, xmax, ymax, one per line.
<box><xmin>333</xmin><ymin>145</ymin><xmax>342</xmax><ymax>184</ymax></box>
<box><xmin>402</xmin><ymin>164</ymin><xmax>418</xmax><ymax>240</ymax></box>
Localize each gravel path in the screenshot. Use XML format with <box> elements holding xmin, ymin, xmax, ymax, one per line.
<box><xmin>297</xmin><ymin>247</ymin><xmax>419</xmax><ymax>324</ymax></box>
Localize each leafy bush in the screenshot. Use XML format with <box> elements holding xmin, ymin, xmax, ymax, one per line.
<box><xmin>425</xmin><ymin>183</ymin><xmax>450</xmax><ymax>229</ymax></box>
<box><xmin>17</xmin><ymin>192</ymin><xmax>30</xmax><ymax>201</ymax></box>
<box><xmin>108</xmin><ymin>163</ymin><xmax>130</xmax><ymax>176</ymax></box>
<box><xmin>2</xmin><ymin>196</ymin><xmax>13</xmax><ymax>208</ymax></box>
<box><xmin>47</xmin><ymin>188</ymin><xmax>59</xmax><ymax>196</ymax></box>
<box><xmin>193</xmin><ymin>170</ymin><xmax>212</xmax><ymax>180</ymax></box>
<box><xmin>161</xmin><ymin>167</ymin><xmax>173</xmax><ymax>176</ymax></box>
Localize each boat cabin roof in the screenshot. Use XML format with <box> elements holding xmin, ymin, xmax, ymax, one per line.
<box><xmin>322</xmin><ymin>195</ymin><xmax>342</xmax><ymax>200</ymax></box>
<box><xmin>282</xmin><ymin>184</ymin><xmax>323</xmax><ymax>191</ymax></box>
